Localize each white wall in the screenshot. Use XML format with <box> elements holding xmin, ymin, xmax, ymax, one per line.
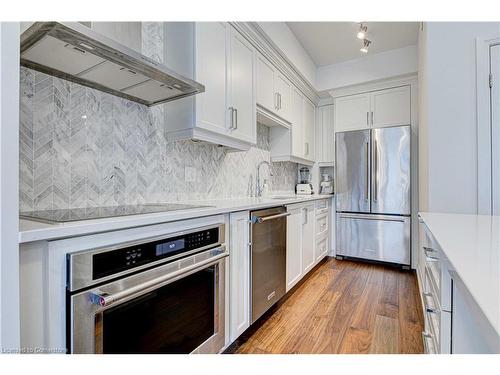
<box><xmin>257</xmin><ymin>22</ymin><xmax>316</xmax><ymax>86</ymax></box>
<box><xmin>0</xmin><ymin>22</ymin><xmax>20</xmax><ymax>351</ymax></box>
<box><xmin>419</xmin><ymin>22</ymin><xmax>500</xmax><ymax>214</ymax></box>
<box><xmin>316</xmin><ymin>45</ymin><xmax>418</xmax><ymax>92</ymax></box>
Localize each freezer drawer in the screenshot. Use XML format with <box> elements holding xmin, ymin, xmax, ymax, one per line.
<box><xmin>336</xmin><ymin>213</ymin><xmax>410</xmax><ymax>265</ymax></box>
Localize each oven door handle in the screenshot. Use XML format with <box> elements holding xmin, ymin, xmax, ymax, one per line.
<box><xmin>89</xmin><ymin>247</ymin><xmax>228</xmax><ymax>307</ymax></box>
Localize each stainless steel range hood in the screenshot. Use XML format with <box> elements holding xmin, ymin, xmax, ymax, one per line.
<box><xmin>20</xmin><ymin>22</ymin><xmax>204</xmax><ymax>106</ymax></box>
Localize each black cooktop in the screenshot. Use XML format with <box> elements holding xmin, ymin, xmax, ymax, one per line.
<box><xmin>20</xmin><ymin>203</ymin><xmax>212</xmax><ymax>224</ymax></box>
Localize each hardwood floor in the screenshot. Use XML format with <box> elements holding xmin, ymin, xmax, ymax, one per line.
<box><xmin>228</xmin><ymin>258</ymin><xmax>424</xmax><ymax>354</ymax></box>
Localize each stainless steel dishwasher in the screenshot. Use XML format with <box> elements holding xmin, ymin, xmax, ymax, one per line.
<box><xmin>250</xmin><ymin>206</ymin><xmax>289</xmax><ymax>323</ymax></box>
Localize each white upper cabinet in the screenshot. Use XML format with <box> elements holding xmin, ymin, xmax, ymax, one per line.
<box><xmin>275</xmin><ymin>73</ymin><xmax>292</xmax><ymax>122</ymax></box>
<box><xmin>334</xmin><ymin>92</ymin><xmax>371</xmax><ymax>132</ymax></box>
<box><xmin>334</xmin><ymin>85</ymin><xmax>411</xmax><ymax>132</ymax></box>
<box><xmin>256</xmin><ymin>54</ymin><xmax>276</xmax><ymax>113</ymax></box>
<box><xmin>316</xmin><ymin>105</ymin><xmax>335</xmax><ymax>165</ymax></box>
<box><xmin>303</xmin><ymin>98</ymin><xmax>315</xmax><ymax>161</ymax></box>
<box><xmin>291</xmin><ymin>87</ymin><xmax>304</xmax><ymax>158</ymax></box>
<box><xmin>195</xmin><ymin>22</ymin><xmax>229</xmax><ymax>135</ymax></box>
<box><xmin>165</xmin><ymin>22</ymin><xmax>256</xmax><ymax>151</ymax></box>
<box><xmin>269</xmin><ymin>87</ymin><xmax>316</xmax><ymax>166</ymax></box>
<box><xmin>256</xmin><ymin>53</ymin><xmax>292</xmax><ymax>125</ymax></box>
<box><xmin>228</xmin><ymin>28</ymin><xmax>256</xmax><ymax>144</ymax></box>
<box><xmin>371</xmin><ymin>86</ymin><xmax>411</xmax><ymax>128</ymax></box>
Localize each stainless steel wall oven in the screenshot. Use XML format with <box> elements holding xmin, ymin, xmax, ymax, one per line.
<box><xmin>66</xmin><ymin>224</ymin><xmax>227</xmax><ymax>354</ymax></box>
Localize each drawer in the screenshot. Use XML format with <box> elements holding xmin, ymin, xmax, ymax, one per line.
<box><xmin>423</xmin><ymin>266</ymin><xmax>443</xmax><ymax>352</ymax></box>
<box><xmin>315</xmin><ymin>235</ymin><xmax>328</xmax><ymax>261</ymax></box>
<box><xmin>316</xmin><ymin>213</ymin><xmax>328</xmax><ymax>236</ymax></box>
<box><xmin>315</xmin><ymin>199</ymin><xmax>329</xmax><ymax>215</ymax></box>
<box><xmin>423</xmin><ymin>245</ymin><xmax>441</xmax><ymax>293</ymax></box>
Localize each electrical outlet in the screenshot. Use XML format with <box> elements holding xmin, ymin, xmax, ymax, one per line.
<box><xmin>185</xmin><ymin>167</ymin><xmax>196</xmax><ymax>182</ymax></box>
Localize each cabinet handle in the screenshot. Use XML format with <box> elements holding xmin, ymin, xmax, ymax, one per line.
<box><xmin>275</xmin><ymin>92</ymin><xmax>279</xmax><ymax>110</ymax></box>
<box><xmin>228</xmin><ymin>107</ymin><xmax>234</xmax><ymax>130</ymax></box>
<box><xmin>366</xmin><ymin>111</ymin><xmax>369</xmax><ymax>126</ymax></box>
<box><xmin>279</xmin><ymin>93</ymin><xmax>282</xmax><ymax>110</ymax></box>
<box><xmin>423</xmin><ymin>247</ymin><xmax>439</xmax><ymax>260</ymax></box>
<box><xmin>232</xmin><ymin>107</ymin><xmax>237</xmax><ymax>130</ymax></box>
<box><xmin>371</xmin><ymin>111</ymin><xmax>374</xmax><ymax>125</ymax></box>
<box><xmin>305</xmin><ymin>142</ymin><xmax>309</xmax><ymax>156</ymax></box>
<box><xmin>234</xmin><ymin>108</ymin><xmax>238</xmax><ymax>130</ymax></box>
<box><xmin>423</xmin><ymin>292</ymin><xmax>438</xmax><ymax>314</ymax></box>
<box><xmin>303</xmin><ymin>208</ymin><xmax>308</xmax><ymax>225</ymax></box>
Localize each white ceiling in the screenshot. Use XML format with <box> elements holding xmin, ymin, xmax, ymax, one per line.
<box><xmin>286</xmin><ymin>22</ymin><xmax>419</xmax><ymax>67</ymax></box>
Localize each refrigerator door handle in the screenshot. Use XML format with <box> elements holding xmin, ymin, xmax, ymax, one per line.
<box><xmin>365</xmin><ymin>142</ymin><xmax>370</xmax><ymax>200</ymax></box>
<box><xmin>373</xmin><ymin>138</ymin><xmax>378</xmax><ymax>202</ymax></box>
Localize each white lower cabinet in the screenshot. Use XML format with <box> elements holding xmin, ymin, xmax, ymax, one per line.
<box><xmin>301</xmin><ymin>204</ymin><xmax>316</xmax><ymax>275</ymax></box>
<box><xmin>286</xmin><ymin>205</ymin><xmax>303</xmax><ymax>291</ymax></box>
<box><xmin>286</xmin><ymin>200</ymin><xmax>329</xmax><ymax>292</ymax></box>
<box><xmin>418</xmin><ymin>218</ymin><xmax>453</xmax><ymax>354</ymax></box>
<box><xmin>229</xmin><ymin>211</ymin><xmax>250</xmax><ymax>342</ymax></box>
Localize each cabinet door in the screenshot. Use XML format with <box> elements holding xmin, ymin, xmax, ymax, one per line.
<box><xmin>303</xmin><ymin>98</ymin><xmax>315</xmax><ymax>161</ymax></box>
<box><xmin>371</xmin><ymin>86</ymin><xmax>411</xmax><ymax>128</ymax></box>
<box><xmin>291</xmin><ymin>88</ymin><xmax>304</xmax><ymax>158</ymax></box>
<box><xmin>229</xmin><ymin>211</ymin><xmax>250</xmax><ymax>342</ymax></box>
<box><xmin>256</xmin><ymin>54</ymin><xmax>276</xmax><ymax>112</ymax></box>
<box><xmin>316</xmin><ymin>105</ymin><xmax>334</xmax><ymax>164</ymax></box>
<box><xmin>302</xmin><ymin>204</ymin><xmax>315</xmax><ymax>274</ymax></box>
<box><xmin>334</xmin><ymin>93</ymin><xmax>371</xmax><ymax>132</ymax></box>
<box><xmin>195</xmin><ymin>22</ymin><xmax>229</xmax><ymax>134</ymax></box>
<box><xmin>286</xmin><ymin>206</ymin><xmax>303</xmax><ymax>292</ymax></box>
<box><xmin>228</xmin><ymin>28</ymin><xmax>256</xmax><ymax>144</ymax></box>
<box><xmin>275</xmin><ymin>73</ymin><xmax>292</xmax><ymax>122</ymax></box>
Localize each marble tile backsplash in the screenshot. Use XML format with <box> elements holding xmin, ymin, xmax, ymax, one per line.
<box><xmin>19</xmin><ymin>23</ymin><xmax>297</xmax><ymax>212</ymax></box>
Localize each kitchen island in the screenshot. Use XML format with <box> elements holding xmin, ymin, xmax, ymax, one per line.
<box><xmin>418</xmin><ymin>212</ymin><xmax>500</xmax><ymax>353</ymax></box>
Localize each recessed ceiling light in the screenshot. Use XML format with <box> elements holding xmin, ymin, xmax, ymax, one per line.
<box><xmin>357</xmin><ymin>24</ymin><xmax>368</xmax><ymax>40</ymax></box>
<box><xmin>360</xmin><ymin>39</ymin><xmax>371</xmax><ymax>53</ymax></box>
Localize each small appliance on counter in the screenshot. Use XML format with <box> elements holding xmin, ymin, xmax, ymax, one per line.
<box><xmin>296</xmin><ymin>167</ymin><xmax>314</xmax><ymax>195</ymax></box>
<box><xmin>319</xmin><ymin>174</ymin><xmax>334</xmax><ymax>195</ymax></box>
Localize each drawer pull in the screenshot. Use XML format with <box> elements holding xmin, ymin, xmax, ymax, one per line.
<box><xmin>422</xmin><ymin>331</ymin><xmax>435</xmax><ymax>354</ymax></box>
<box><xmin>423</xmin><ymin>247</ymin><xmax>439</xmax><ymax>260</ymax></box>
<box><xmin>423</xmin><ymin>292</ymin><xmax>438</xmax><ymax>314</ymax></box>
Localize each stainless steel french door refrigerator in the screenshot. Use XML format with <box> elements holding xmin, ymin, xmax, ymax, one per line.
<box><xmin>335</xmin><ymin>125</ymin><xmax>411</xmax><ymax>265</ymax></box>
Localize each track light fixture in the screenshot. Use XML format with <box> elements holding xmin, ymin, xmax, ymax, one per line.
<box><xmin>360</xmin><ymin>39</ymin><xmax>371</xmax><ymax>53</ymax></box>
<box><xmin>357</xmin><ymin>23</ymin><xmax>368</xmax><ymax>40</ymax></box>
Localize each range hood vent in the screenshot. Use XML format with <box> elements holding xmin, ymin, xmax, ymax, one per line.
<box><xmin>20</xmin><ymin>22</ymin><xmax>204</xmax><ymax>106</ymax></box>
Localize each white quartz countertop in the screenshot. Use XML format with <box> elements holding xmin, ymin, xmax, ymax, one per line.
<box><xmin>19</xmin><ymin>194</ymin><xmax>333</xmax><ymax>244</ymax></box>
<box><xmin>419</xmin><ymin>212</ymin><xmax>500</xmax><ymax>335</ymax></box>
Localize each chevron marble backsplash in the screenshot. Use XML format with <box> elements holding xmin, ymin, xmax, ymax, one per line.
<box><xmin>19</xmin><ymin>23</ymin><xmax>298</xmax><ymax>212</ymax></box>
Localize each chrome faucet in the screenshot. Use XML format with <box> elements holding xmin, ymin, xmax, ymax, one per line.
<box><xmin>256</xmin><ymin>161</ymin><xmax>273</xmax><ymax>197</ymax></box>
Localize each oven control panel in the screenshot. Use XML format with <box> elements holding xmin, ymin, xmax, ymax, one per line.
<box><xmin>92</xmin><ymin>227</ymin><xmax>220</xmax><ymax>280</ymax></box>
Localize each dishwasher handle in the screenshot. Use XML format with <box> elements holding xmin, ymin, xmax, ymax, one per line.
<box><xmin>252</xmin><ymin>212</ymin><xmax>290</xmax><ymax>224</ymax></box>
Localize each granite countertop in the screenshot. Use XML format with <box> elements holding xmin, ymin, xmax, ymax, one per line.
<box><xmin>19</xmin><ymin>194</ymin><xmax>334</xmax><ymax>244</ymax></box>
<box><xmin>419</xmin><ymin>212</ymin><xmax>500</xmax><ymax>336</ymax></box>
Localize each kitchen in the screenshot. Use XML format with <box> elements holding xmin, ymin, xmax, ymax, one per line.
<box><xmin>0</xmin><ymin>1</ymin><xmax>499</xmax><ymax>371</ymax></box>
